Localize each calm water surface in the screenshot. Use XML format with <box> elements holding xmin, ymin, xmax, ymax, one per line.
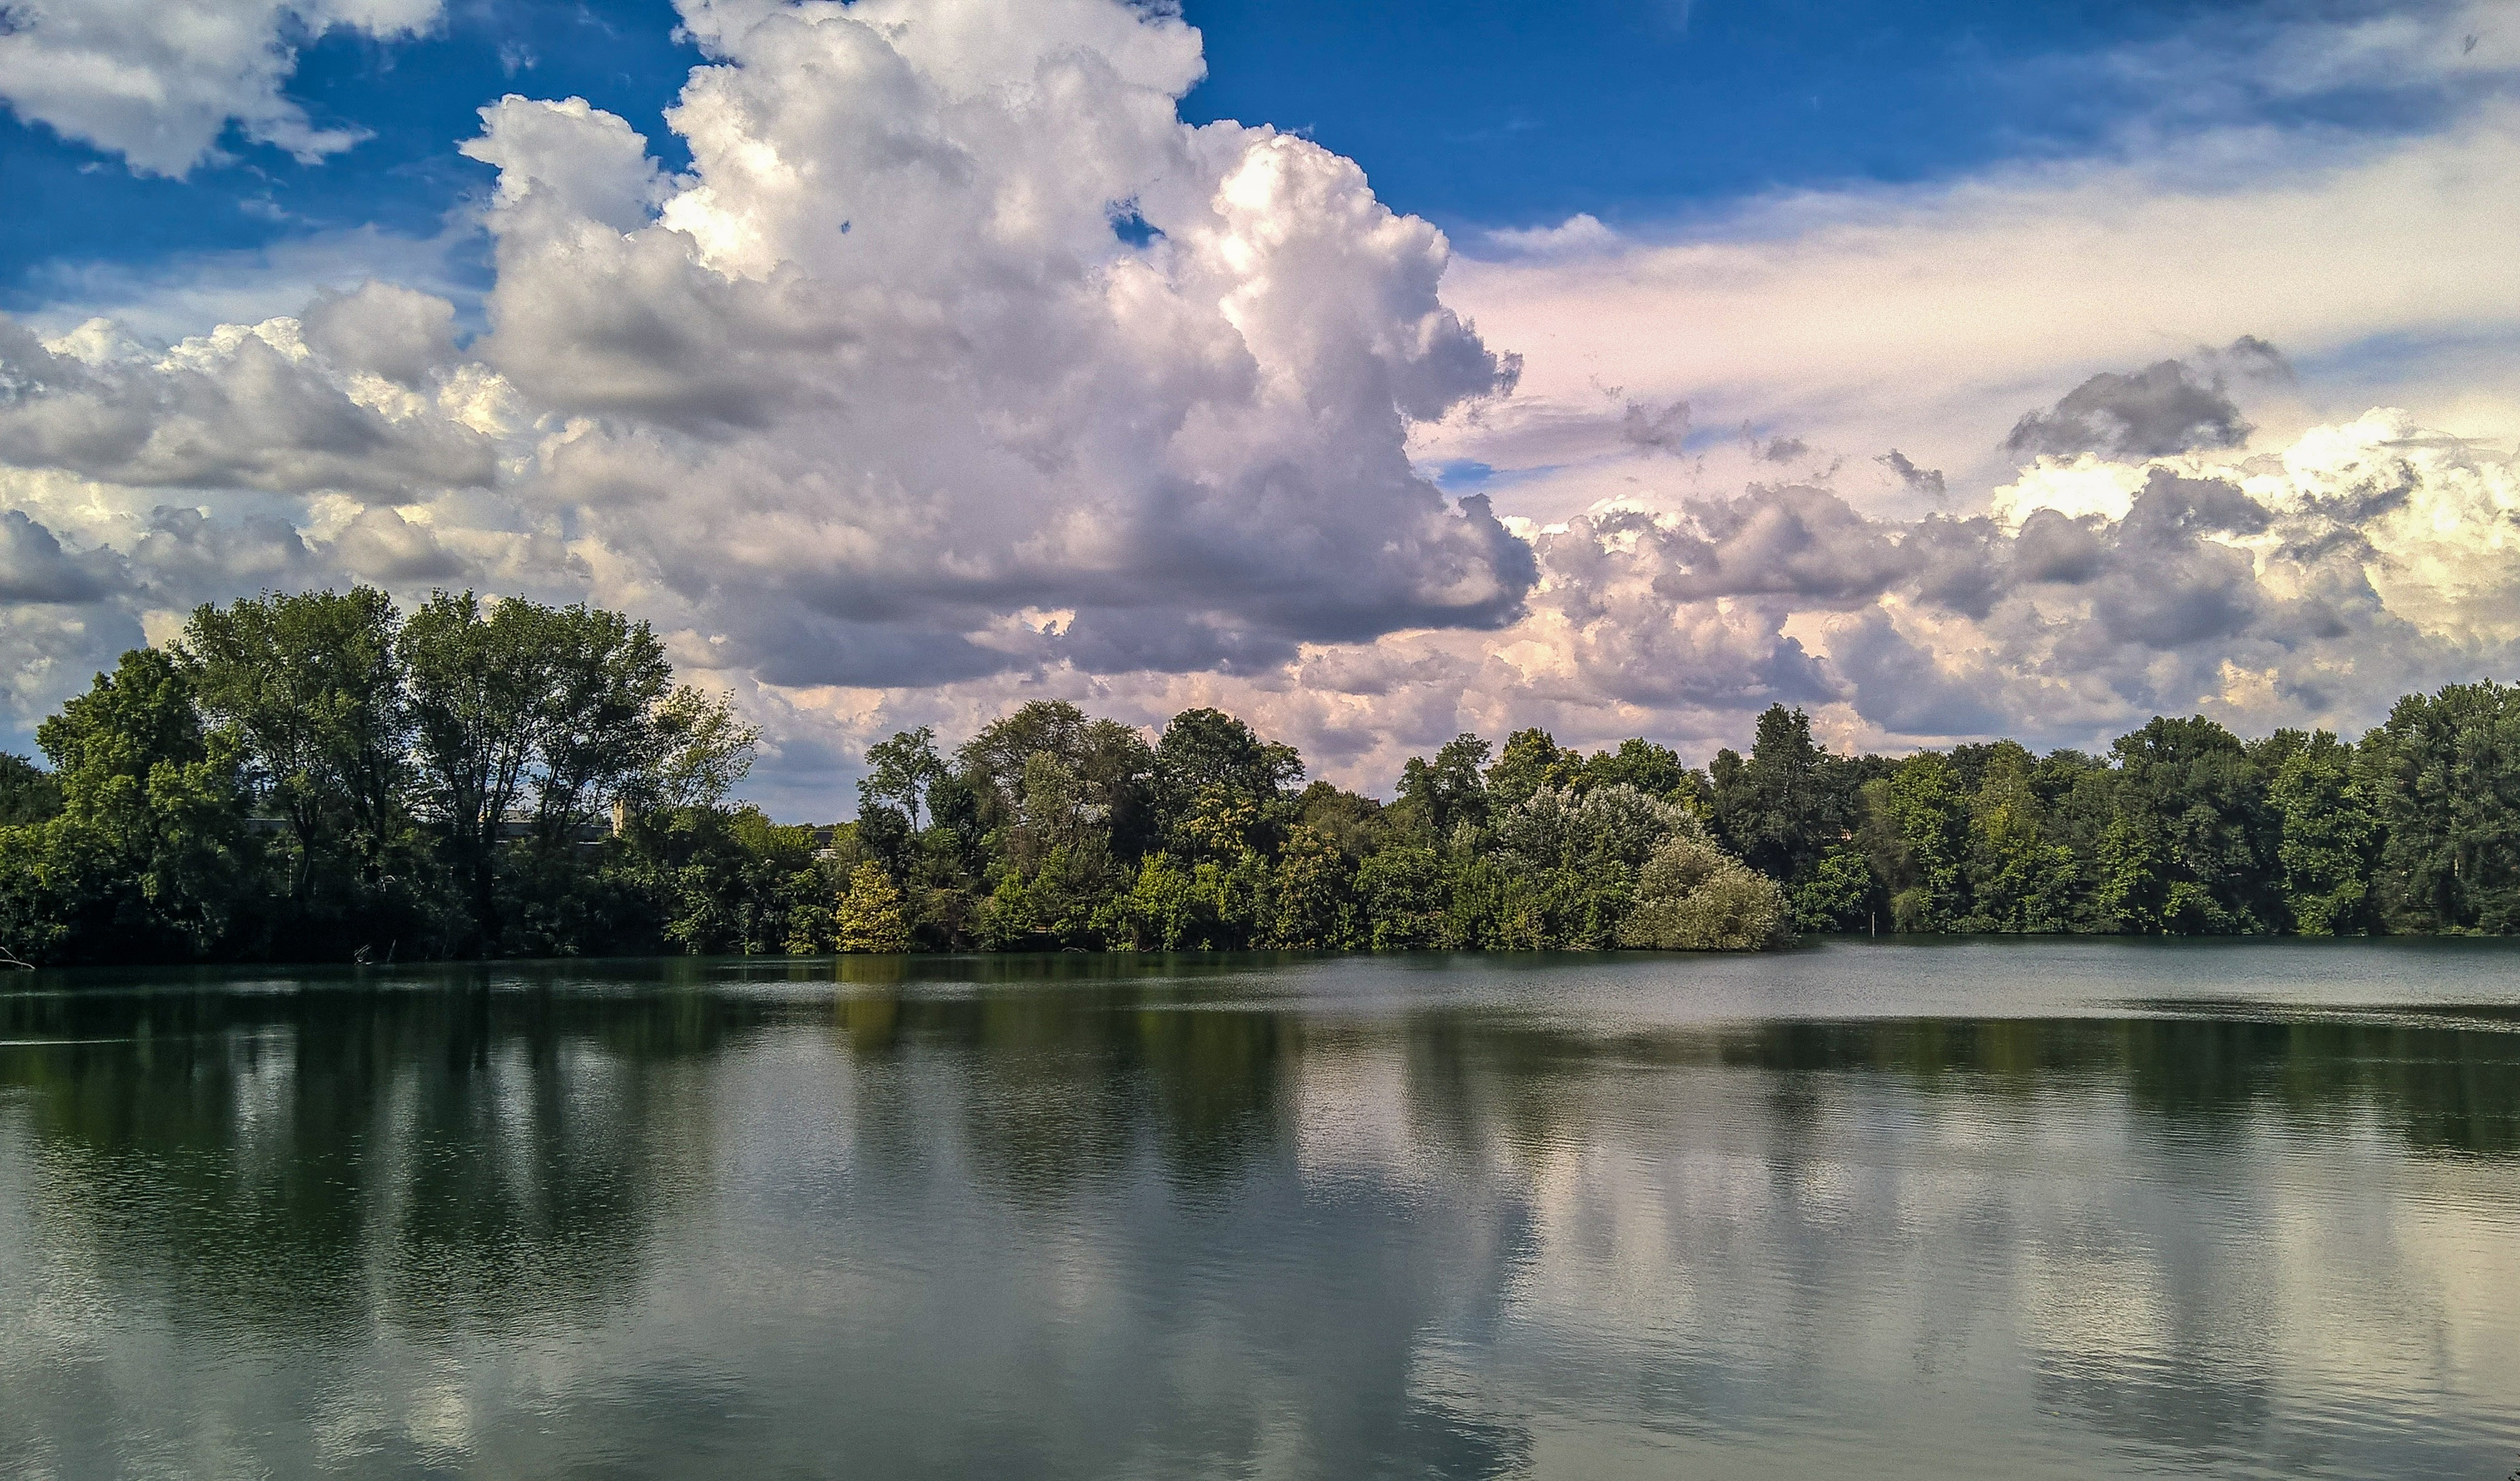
<box><xmin>1</xmin><ymin>940</ymin><xmax>2516</xmax><ymax>1478</ymax></box>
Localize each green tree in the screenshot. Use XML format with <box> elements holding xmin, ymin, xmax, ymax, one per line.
<box><xmin>1617</xmin><ymin>834</ymin><xmax>1788</xmax><ymax>951</ymax></box>
<box><xmin>1963</xmin><ymin>742</ymin><xmax>2078</xmax><ymax>932</ymax></box>
<box><xmin>834</xmin><ymin>862</ymin><xmax>911</xmax><ymax>953</ymax></box>
<box><xmin>958</xmin><ymin>702</ymin><xmax>1156</xmax><ymax>864</ymax></box>
<box><xmin>2266</xmin><ymin>730</ymin><xmax>2379</xmax><ymax>934</ymax></box>
<box><xmin>1710</xmin><ymin>704</ymin><xmax>1843</xmax><ymax>885</ymax></box>
<box><xmin>399</xmin><ymin>591</ymin><xmax>551</xmax><ymax>946</ymax></box>
<box><xmin>1101</xmin><ymin>852</ymin><xmax>1208</xmax><ymax>950</ymax></box>
<box><xmin>1294</xmin><ymin>781</ymin><xmax>1384</xmax><ymax>858</ymax></box>
<box><xmin>1269</xmin><ymin>824</ymin><xmax>1354</xmax><ymax>948</ymax></box>
<box><xmin>1397</xmin><ymin>734</ymin><xmax>1491</xmax><ymax>841</ymax></box>
<box><xmin>1791</xmin><ymin>842</ymin><xmax>1876</xmax><ymax>933</ymax></box>
<box><xmin>0</xmin><ymin>753</ymin><xmax>60</xmax><ymax>825</ymax></box>
<box><xmin>400</xmin><ymin>593</ymin><xmax>694</xmax><ymax>951</ymax></box>
<box><xmin>525</xmin><ymin>602</ymin><xmax>677</xmax><ymax>847</ymax></box>
<box><xmin>1356</xmin><ymin>844</ymin><xmax>1444</xmax><ymax>948</ymax></box>
<box><xmin>991</xmin><ymin>839</ymin><xmax>1121</xmax><ymax>949</ymax></box>
<box><xmin>1156</xmin><ymin>708</ymin><xmax>1300</xmax><ymax>859</ymax></box>
<box><xmin>3</xmin><ymin>649</ymin><xmax>252</xmax><ymax>963</ymax></box>
<box><xmin>1579</xmin><ymin>737</ymin><xmax>1696</xmax><ymax>805</ymax></box>
<box><xmin>1871</xmin><ymin>751</ymin><xmax>1969</xmax><ymax>932</ymax></box>
<box><xmin>2096</xmin><ymin>715</ymin><xmax>2277</xmax><ymax>934</ymax></box>
<box><xmin>181</xmin><ymin>587</ymin><xmax>407</xmax><ymax>913</ymax></box>
<box><xmin>642</xmin><ymin>686</ymin><xmax>758</xmax><ymax>811</ymax></box>
<box><xmin>861</xmin><ymin>727</ymin><xmax>946</xmax><ymax>831</ymax></box>
<box><xmin>623</xmin><ymin>804</ymin><xmax>819</xmax><ymax>955</ymax></box>
<box><xmin>1485</xmin><ymin>727</ymin><xmax>1581</xmax><ymax>811</ymax></box>
<box><xmin>2360</xmin><ymin>682</ymin><xmax>2520</xmax><ymax>931</ymax></box>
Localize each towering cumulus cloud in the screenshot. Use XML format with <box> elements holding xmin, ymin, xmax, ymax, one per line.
<box><xmin>462</xmin><ymin>0</ymin><xmax>1527</xmax><ymax>684</ymax></box>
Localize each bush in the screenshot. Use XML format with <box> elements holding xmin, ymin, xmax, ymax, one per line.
<box><xmin>1617</xmin><ymin>834</ymin><xmax>1790</xmax><ymax>951</ymax></box>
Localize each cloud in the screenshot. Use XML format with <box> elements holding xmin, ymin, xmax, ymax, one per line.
<box><xmin>456</xmin><ymin>0</ymin><xmax>1528</xmax><ymax>683</ymax></box>
<box><xmin>0</xmin><ymin>0</ymin><xmax>1535</xmax><ymax>756</ymax></box>
<box><xmin>298</xmin><ymin>281</ymin><xmax>458</xmax><ymax>389</ymax></box>
<box><xmin>1429</xmin><ymin>99</ymin><xmax>2520</xmax><ymax>522</ymax></box>
<box><xmin>0</xmin><ymin>314</ymin><xmax>496</xmax><ymax>499</ymax></box>
<box><xmin>2005</xmin><ymin>353</ymin><xmax>2254</xmax><ymax>460</ymax></box>
<box><xmin>0</xmin><ymin>510</ymin><xmax>114</xmax><ymax>604</ymax></box>
<box><xmin>0</xmin><ymin>0</ymin><xmax>444</xmax><ymax>176</ymax></box>
<box><xmin>754</xmin><ymin>405</ymin><xmax>2515</xmax><ymax>812</ymax></box>
<box><xmin>1878</xmin><ymin>450</ymin><xmax>1945</xmax><ymax>501</ymax></box>
<box><xmin>458</xmin><ymin>95</ymin><xmax>667</xmax><ymax>233</ymax></box>
<box><xmin>1484</xmin><ymin>213</ymin><xmax>1622</xmax><ymax>260</ymax></box>
<box><xmin>1621</xmin><ymin>401</ymin><xmax>1691</xmax><ymax>453</ymax></box>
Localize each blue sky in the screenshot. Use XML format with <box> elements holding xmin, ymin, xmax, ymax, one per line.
<box><xmin>0</xmin><ymin>0</ymin><xmax>2436</xmax><ymax>311</ymax></box>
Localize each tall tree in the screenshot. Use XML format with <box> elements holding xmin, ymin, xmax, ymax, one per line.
<box><xmin>1398</xmin><ymin>734</ymin><xmax>1492</xmax><ymax>842</ymax></box>
<box><xmin>1711</xmin><ymin>704</ymin><xmax>1842</xmax><ymax>884</ymax></box>
<box><xmin>2361</xmin><ymin>682</ymin><xmax>2520</xmax><ymax>931</ymax></box>
<box><xmin>400</xmin><ymin>591</ymin><xmax>551</xmax><ymax>940</ymax></box>
<box><xmin>401</xmin><ymin>593</ymin><xmax>700</xmax><ymax>951</ymax></box>
<box><xmin>528</xmin><ymin>603</ymin><xmax>675</xmax><ymax>847</ymax></box>
<box><xmin>1964</xmin><ymin>741</ymin><xmax>2078</xmax><ymax>932</ymax></box>
<box><xmin>2267</xmin><ymin>730</ymin><xmax>2379</xmax><ymax>934</ymax></box>
<box><xmin>2096</xmin><ymin>715</ymin><xmax>2275</xmax><ymax>933</ymax></box>
<box><xmin>861</xmin><ymin>727</ymin><xmax>945</xmax><ymax>831</ymax></box>
<box><xmin>3</xmin><ymin>649</ymin><xmax>250</xmax><ymax>962</ymax></box>
<box><xmin>959</xmin><ymin>700</ymin><xmax>1092</xmax><ymax>821</ymax></box>
<box><xmin>1870</xmin><ymin>751</ymin><xmax>1970</xmax><ymax>931</ymax></box>
<box><xmin>1156</xmin><ymin>707</ymin><xmax>1301</xmax><ymax>860</ymax></box>
<box><xmin>1579</xmin><ymin>737</ymin><xmax>1696</xmax><ymax>806</ymax></box>
<box><xmin>1484</xmin><ymin>727</ymin><xmax>1581</xmax><ymax>811</ymax></box>
<box><xmin>181</xmin><ymin>587</ymin><xmax>406</xmax><ymax>907</ymax></box>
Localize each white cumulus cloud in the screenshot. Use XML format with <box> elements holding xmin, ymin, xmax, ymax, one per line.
<box><xmin>0</xmin><ymin>0</ymin><xmax>442</xmax><ymax>175</ymax></box>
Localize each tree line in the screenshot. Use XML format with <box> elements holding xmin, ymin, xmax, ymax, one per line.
<box><xmin>1</xmin><ymin>586</ymin><xmax>2514</xmax><ymax>965</ymax></box>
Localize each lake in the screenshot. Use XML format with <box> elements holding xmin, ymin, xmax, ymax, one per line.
<box><xmin>1</xmin><ymin>940</ymin><xmax>2515</xmax><ymax>1478</ymax></box>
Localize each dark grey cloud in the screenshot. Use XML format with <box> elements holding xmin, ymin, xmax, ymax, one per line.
<box><xmin>2005</xmin><ymin>349</ymin><xmax>2257</xmax><ymax>460</ymax></box>
<box><xmin>1829</xmin><ymin>610</ymin><xmax>2005</xmax><ymax>736</ymax></box>
<box><xmin>2218</xmin><ymin>334</ymin><xmax>2293</xmax><ymax>383</ymax></box>
<box><xmin>1622</xmin><ymin>400</ymin><xmax>1691</xmax><ymax>452</ymax></box>
<box><xmin>1649</xmin><ymin>485</ymin><xmax>1911</xmax><ymax>607</ymax></box>
<box><xmin>1878</xmin><ymin>449</ymin><xmax>1946</xmax><ymax>501</ymax></box>
<box><xmin>2008</xmin><ymin>509</ymin><xmax>2107</xmax><ymax>585</ymax></box>
<box><xmin>0</xmin><ymin>510</ymin><xmax>114</xmax><ymax>604</ymax></box>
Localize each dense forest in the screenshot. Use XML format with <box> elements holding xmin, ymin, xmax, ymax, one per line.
<box><xmin>1</xmin><ymin>586</ymin><xmax>2516</xmax><ymax>966</ymax></box>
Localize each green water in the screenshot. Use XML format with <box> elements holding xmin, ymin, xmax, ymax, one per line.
<box><xmin>1</xmin><ymin>940</ymin><xmax>2515</xmax><ymax>1478</ymax></box>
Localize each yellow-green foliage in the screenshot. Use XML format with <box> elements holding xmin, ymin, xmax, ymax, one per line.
<box><xmin>834</xmin><ymin>862</ymin><xmax>910</xmax><ymax>953</ymax></box>
<box><xmin>1617</xmin><ymin>834</ymin><xmax>1789</xmax><ymax>951</ymax></box>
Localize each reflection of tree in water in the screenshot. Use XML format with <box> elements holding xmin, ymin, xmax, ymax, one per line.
<box><xmin>2116</xmin><ymin>1016</ymin><xmax>2520</xmax><ymax>1155</ymax></box>
<box><xmin>1394</xmin><ymin>1393</ymin><xmax>1534</xmax><ymax>1480</ymax></box>
<box><xmin>2033</xmin><ymin>1351</ymin><xmax>2274</xmax><ymax>1464</ymax></box>
<box><xmin>1691</xmin><ymin>1015</ymin><xmax>2519</xmax><ymax>1156</ymax></box>
<box><xmin>0</xmin><ymin>968</ymin><xmax>777</xmax><ymax>1345</ymax></box>
<box><xmin>824</xmin><ymin>954</ymin><xmax>1294</xmax><ymax>1204</ymax></box>
<box><xmin>1399</xmin><ymin>1014</ymin><xmax>1602</xmax><ymax>1173</ymax></box>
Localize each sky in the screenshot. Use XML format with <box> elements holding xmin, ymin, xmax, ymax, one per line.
<box><xmin>0</xmin><ymin>0</ymin><xmax>2513</xmax><ymax>816</ymax></box>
